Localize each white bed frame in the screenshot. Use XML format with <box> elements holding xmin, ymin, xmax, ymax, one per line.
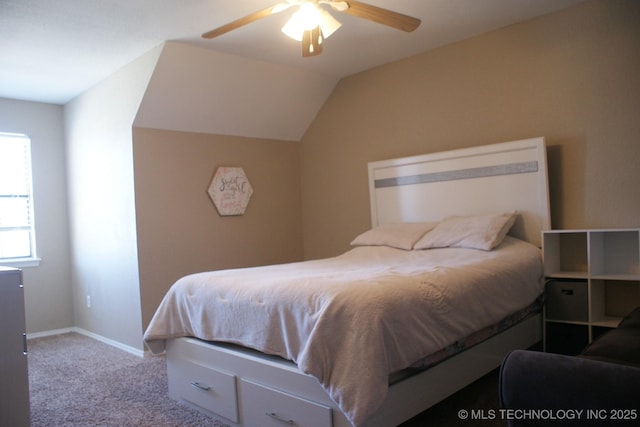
<box><xmin>165</xmin><ymin>137</ymin><xmax>551</xmax><ymax>427</ymax></box>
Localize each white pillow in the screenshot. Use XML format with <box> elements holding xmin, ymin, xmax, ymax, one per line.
<box><xmin>350</xmin><ymin>222</ymin><xmax>438</xmax><ymax>250</ymax></box>
<box><xmin>413</xmin><ymin>212</ymin><xmax>518</xmax><ymax>251</ymax></box>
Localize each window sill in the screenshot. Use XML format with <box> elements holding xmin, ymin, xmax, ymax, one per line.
<box><xmin>0</xmin><ymin>257</ymin><xmax>41</xmax><ymax>268</ymax></box>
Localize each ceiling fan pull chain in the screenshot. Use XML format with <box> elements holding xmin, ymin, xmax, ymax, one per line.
<box><xmin>302</xmin><ymin>27</ymin><xmax>323</xmax><ymax>57</ymax></box>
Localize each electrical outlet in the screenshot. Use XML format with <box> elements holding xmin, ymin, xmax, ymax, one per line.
<box><xmin>86</xmin><ymin>295</ymin><xmax>91</xmax><ymax>308</ymax></box>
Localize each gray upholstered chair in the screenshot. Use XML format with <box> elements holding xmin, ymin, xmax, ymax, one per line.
<box><xmin>499</xmin><ymin>307</ymin><xmax>640</xmax><ymax>426</ymax></box>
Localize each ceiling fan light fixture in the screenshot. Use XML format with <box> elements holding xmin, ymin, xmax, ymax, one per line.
<box><xmin>282</xmin><ymin>2</ymin><xmax>319</xmax><ymax>41</ymax></box>
<box><xmin>318</xmin><ymin>9</ymin><xmax>342</xmax><ymax>38</ymax></box>
<box><xmin>282</xmin><ymin>3</ymin><xmax>341</xmax><ymax>42</ymax></box>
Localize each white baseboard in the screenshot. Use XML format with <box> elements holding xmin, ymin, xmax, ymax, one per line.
<box><xmin>27</xmin><ymin>327</ymin><xmax>146</xmax><ymax>358</ymax></box>
<box><xmin>27</xmin><ymin>327</ymin><xmax>75</xmax><ymax>339</ymax></box>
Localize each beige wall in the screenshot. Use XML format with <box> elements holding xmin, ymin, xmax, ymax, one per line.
<box><xmin>300</xmin><ymin>0</ymin><xmax>640</xmax><ymax>260</ymax></box>
<box><xmin>133</xmin><ymin>128</ymin><xmax>304</xmax><ymax>328</ymax></box>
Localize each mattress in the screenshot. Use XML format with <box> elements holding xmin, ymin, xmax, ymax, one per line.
<box><xmin>144</xmin><ymin>236</ymin><xmax>544</xmax><ymax>426</ymax></box>
<box><xmin>390</xmin><ymin>296</ymin><xmax>543</xmax><ymax>385</ymax></box>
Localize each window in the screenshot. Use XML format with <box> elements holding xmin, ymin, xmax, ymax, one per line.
<box><xmin>0</xmin><ymin>133</ymin><xmax>39</xmax><ymax>266</ymax></box>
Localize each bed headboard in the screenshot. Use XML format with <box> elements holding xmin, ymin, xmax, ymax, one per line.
<box><xmin>368</xmin><ymin>137</ymin><xmax>551</xmax><ymax>247</ymax></box>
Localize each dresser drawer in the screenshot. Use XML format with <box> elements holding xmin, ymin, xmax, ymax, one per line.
<box><xmin>241</xmin><ymin>379</ymin><xmax>332</xmax><ymax>427</ymax></box>
<box><xmin>167</xmin><ymin>356</ymin><xmax>238</xmax><ymax>423</ymax></box>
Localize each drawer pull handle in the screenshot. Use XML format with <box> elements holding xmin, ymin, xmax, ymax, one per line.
<box><xmin>265</xmin><ymin>412</ymin><xmax>295</xmax><ymax>424</ymax></box>
<box><xmin>190</xmin><ymin>381</ymin><xmax>211</xmax><ymax>391</ymax></box>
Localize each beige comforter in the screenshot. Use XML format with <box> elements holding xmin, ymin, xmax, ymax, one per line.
<box><xmin>144</xmin><ymin>236</ymin><xmax>543</xmax><ymax>426</ymax></box>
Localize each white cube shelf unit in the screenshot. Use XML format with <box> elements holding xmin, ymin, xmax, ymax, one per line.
<box><xmin>542</xmin><ymin>229</ymin><xmax>640</xmax><ymax>353</ymax></box>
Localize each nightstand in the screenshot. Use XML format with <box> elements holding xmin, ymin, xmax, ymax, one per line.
<box><xmin>542</xmin><ymin>229</ymin><xmax>640</xmax><ymax>355</ymax></box>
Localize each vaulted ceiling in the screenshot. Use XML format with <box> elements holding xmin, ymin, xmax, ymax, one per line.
<box><xmin>1</xmin><ymin>0</ymin><xmax>586</xmax><ymax>105</ymax></box>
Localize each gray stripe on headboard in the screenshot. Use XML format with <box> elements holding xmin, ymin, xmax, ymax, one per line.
<box><xmin>374</xmin><ymin>160</ymin><xmax>538</xmax><ymax>189</ymax></box>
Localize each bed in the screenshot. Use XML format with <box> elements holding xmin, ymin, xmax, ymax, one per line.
<box><xmin>144</xmin><ymin>137</ymin><xmax>551</xmax><ymax>427</ymax></box>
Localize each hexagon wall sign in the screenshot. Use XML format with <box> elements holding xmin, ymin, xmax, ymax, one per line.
<box><xmin>208</xmin><ymin>167</ymin><xmax>253</xmax><ymax>216</ymax></box>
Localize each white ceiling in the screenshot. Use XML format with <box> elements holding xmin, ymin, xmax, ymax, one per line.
<box><xmin>0</xmin><ymin>0</ymin><xmax>586</xmax><ymax>105</ymax></box>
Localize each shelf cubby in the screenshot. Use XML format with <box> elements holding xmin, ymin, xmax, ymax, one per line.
<box><xmin>542</xmin><ymin>231</ymin><xmax>588</xmax><ymax>278</ymax></box>
<box><xmin>543</xmin><ymin>229</ymin><xmax>640</xmax><ymax>354</ymax></box>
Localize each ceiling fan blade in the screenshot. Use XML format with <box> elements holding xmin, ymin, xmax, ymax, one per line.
<box><xmin>341</xmin><ymin>0</ymin><xmax>420</xmax><ymax>32</ymax></box>
<box><xmin>321</xmin><ymin>0</ymin><xmax>349</xmax><ymax>12</ymax></box>
<box><xmin>202</xmin><ymin>3</ymin><xmax>290</xmax><ymax>39</ymax></box>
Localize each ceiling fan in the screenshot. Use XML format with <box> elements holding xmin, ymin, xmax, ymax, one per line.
<box><xmin>202</xmin><ymin>0</ymin><xmax>421</xmax><ymax>57</ymax></box>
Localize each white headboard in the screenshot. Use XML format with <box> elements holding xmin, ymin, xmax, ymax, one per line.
<box><xmin>368</xmin><ymin>137</ymin><xmax>551</xmax><ymax>247</ymax></box>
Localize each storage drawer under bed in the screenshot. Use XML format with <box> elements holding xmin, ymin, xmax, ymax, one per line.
<box><xmin>166</xmin><ymin>337</ymin><xmax>335</xmax><ymax>427</ymax></box>
<box><xmin>166</xmin><ymin>344</ymin><xmax>239</xmax><ymax>423</ymax></box>
<box><xmin>241</xmin><ymin>379</ymin><xmax>332</xmax><ymax>427</ymax></box>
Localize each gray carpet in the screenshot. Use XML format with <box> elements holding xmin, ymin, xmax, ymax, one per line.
<box><xmin>28</xmin><ymin>332</ymin><xmax>505</xmax><ymax>426</ymax></box>
<box><xmin>28</xmin><ymin>333</ymin><xmax>225</xmax><ymax>426</ymax></box>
